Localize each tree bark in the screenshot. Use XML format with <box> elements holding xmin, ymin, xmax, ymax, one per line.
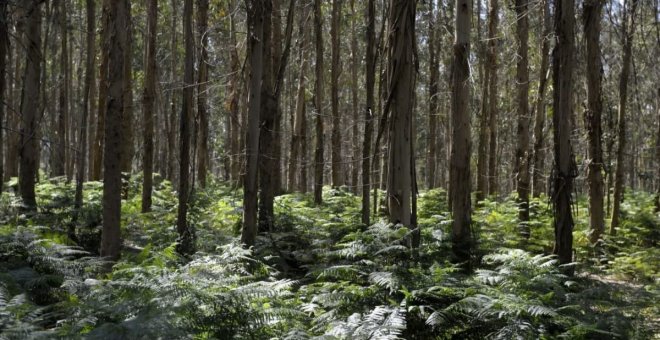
<box><xmin>350</xmin><ymin>0</ymin><xmax>359</xmax><ymax>193</ymax></box>
<box><xmin>531</xmin><ymin>0</ymin><xmax>551</xmax><ymax>198</ymax></box>
<box><xmin>53</xmin><ymin>0</ymin><xmax>68</xmax><ymax>177</ymax></box>
<box><xmin>551</xmin><ymin>0</ymin><xmax>577</xmax><ymax>268</ymax></box>
<box><xmin>426</xmin><ymin>1</ymin><xmax>440</xmax><ymax>190</ymax></box>
<box><xmin>196</xmin><ymin>0</ymin><xmax>209</xmax><ymax>188</ymax></box>
<box><xmin>120</xmin><ymin>6</ymin><xmax>134</xmax><ymax>175</ymax></box>
<box><xmin>583</xmin><ymin>0</ymin><xmax>605</xmax><ymax>242</ymax></box>
<box><xmin>176</xmin><ymin>0</ymin><xmax>195</xmax><ymax>255</ymax></box>
<box><xmin>361</xmin><ymin>0</ymin><xmax>376</xmax><ymax>225</ymax></box>
<box><xmin>0</xmin><ymin>0</ymin><xmax>7</xmax><ymax>192</ymax></box>
<box><xmin>141</xmin><ymin>0</ymin><xmax>157</xmax><ymax>213</ymax></box>
<box><xmin>242</xmin><ymin>0</ymin><xmax>265</xmax><ymax>247</ymax></box>
<box><xmin>610</xmin><ymin>0</ymin><xmax>638</xmax><ymax>235</ymax></box>
<box><xmin>486</xmin><ymin>0</ymin><xmax>499</xmax><ymax>196</ymax></box>
<box><xmin>450</xmin><ymin>0</ymin><xmax>472</xmax><ymax>263</ymax></box>
<box><xmin>330</xmin><ymin>0</ymin><xmax>343</xmax><ymax>188</ymax></box>
<box><xmin>228</xmin><ymin>0</ymin><xmax>241</xmax><ymax>186</ymax></box>
<box><xmin>101</xmin><ymin>0</ymin><xmax>129</xmax><ymax>261</ymax></box>
<box><xmin>167</xmin><ymin>0</ymin><xmax>178</xmax><ymax>183</ymax></box>
<box><xmin>514</xmin><ymin>0</ymin><xmax>531</xmax><ymax>229</ymax></box>
<box><xmin>476</xmin><ymin>0</ymin><xmax>489</xmax><ymax>203</ymax></box>
<box><xmin>92</xmin><ymin>0</ymin><xmax>111</xmax><ymax>181</ymax></box>
<box><xmin>75</xmin><ymin>0</ymin><xmax>96</xmax><ymax>216</ymax></box>
<box><xmin>313</xmin><ymin>0</ymin><xmax>324</xmax><ymax>205</ymax></box>
<box><xmin>655</xmin><ymin>87</ymin><xmax>660</xmax><ymax>212</ymax></box>
<box><xmin>18</xmin><ymin>0</ymin><xmax>42</xmax><ymax>211</ymax></box>
<box><xmin>386</xmin><ymin>0</ymin><xmax>416</xmax><ymax>237</ymax></box>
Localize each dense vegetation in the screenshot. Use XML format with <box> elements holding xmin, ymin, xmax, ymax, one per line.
<box><xmin>1</xmin><ymin>177</ymin><xmax>657</xmax><ymax>339</ymax></box>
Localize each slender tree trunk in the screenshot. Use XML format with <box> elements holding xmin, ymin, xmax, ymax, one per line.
<box><xmin>258</xmin><ymin>1</ymin><xmax>275</xmax><ymax>231</ymax></box>
<box><xmin>228</xmin><ymin>0</ymin><xmax>241</xmax><ymax>186</ymax></box>
<box><xmin>583</xmin><ymin>0</ymin><xmax>605</xmax><ymax>243</ymax></box>
<box><xmin>196</xmin><ymin>0</ymin><xmax>209</xmax><ymax>188</ymax></box>
<box><xmin>75</xmin><ymin>0</ymin><xmax>96</xmax><ymax>217</ymax></box>
<box><xmin>361</xmin><ymin>0</ymin><xmax>375</xmax><ymax>225</ymax></box>
<box><xmin>288</xmin><ymin>5</ymin><xmax>310</xmax><ymax>192</ymax></box>
<box><xmin>141</xmin><ymin>0</ymin><xmax>157</xmax><ymax>213</ymax></box>
<box><xmin>18</xmin><ymin>0</ymin><xmax>42</xmax><ymax>211</ymax></box>
<box><xmin>167</xmin><ymin>0</ymin><xmax>178</xmax><ymax>183</ymax></box>
<box><xmin>655</xmin><ymin>87</ymin><xmax>660</xmax><ymax>212</ymax></box>
<box><xmin>0</xmin><ymin>0</ymin><xmax>7</xmax><ymax>192</ymax></box>
<box><xmin>551</xmin><ymin>0</ymin><xmax>576</xmax><ymax>268</ymax></box>
<box><xmin>313</xmin><ymin>0</ymin><xmax>324</xmax><ymax>205</ymax></box>
<box><xmin>450</xmin><ymin>0</ymin><xmax>472</xmax><ymax>263</ymax></box>
<box><xmin>120</xmin><ymin>6</ymin><xmax>133</xmax><ymax>175</ymax></box>
<box><xmin>242</xmin><ymin>0</ymin><xmax>265</xmax><ymax>247</ymax></box>
<box><xmin>176</xmin><ymin>0</ymin><xmax>195</xmax><ymax>255</ymax></box>
<box><xmin>93</xmin><ymin>1</ymin><xmax>111</xmax><ymax>181</ymax></box>
<box><xmin>514</xmin><ymin>0</ymin><xmax>531</xmax><ymax>229</ymax></box>
<box><xmin>6</xmin><ymin>31</ymin><xmax>19</xmax><ymax>182</ymax></box>
<box><xmin>476</xmin><ymin>0</ymin><xmax>489</xmax><ymax>202</ymax></box>
<box><xmin>386</xmin><ymin>0</ymin><xmax>417</xmax><ymax>246</ymax></box>
<box><xmin>350</xmin><ymin>0</ymin><xmax>359</xmax><ymax>193</ymax></box>
<box><xmin>611</xmin><ymin>0</ymin><xmax>638</xmax><ymax>235</ymax></box>
<box><xmin>101</xmin><ymin>0</ymin><xmax>129</xmax><ymax>261</ymax></box>
<box><xmin>53</xmin><ymin>0</ymin><xmax>68</xmax><ymax>177</ymax></box>
<box><xmin>486</xmin><ymin>0</ymin><xmax>499</xmax><ymax>196</ymax></box>
<box><xmin>532</xmin><ymin>0</ymin><xmax>551</xmax><ymax>198</ymax></box>
<box><xmin>426</xmin><ymin>1</ymin><xmax>439</xmax><ymax>190</ymax></box>
<box><xmin>330</xmin><ymin>0</ymin><xmax>343</xmax><ymax>188</ymax></box>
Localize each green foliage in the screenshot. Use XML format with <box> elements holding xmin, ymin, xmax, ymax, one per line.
<box><xmin>0</xmin><ymin>178</ymin><xmax>657</xmax><ymax>338</ymax></box>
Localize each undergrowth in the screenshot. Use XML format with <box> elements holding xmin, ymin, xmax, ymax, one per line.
<box><xmin>0</xmin><ymin>176</ymin><xmax>658</xmax><ymax>339</ymax></box>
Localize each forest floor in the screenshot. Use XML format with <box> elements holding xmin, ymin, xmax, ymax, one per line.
<box><xmin>0</xmin><ymin>174</ymin><xmax>658</xmax><ymax>339</ymax></box>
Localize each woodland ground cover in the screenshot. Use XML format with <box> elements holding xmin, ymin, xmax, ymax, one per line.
<box><xmin>0</xmin><ymin>175</ymin><xmax>658</xmax><ymax>339</ymax></box>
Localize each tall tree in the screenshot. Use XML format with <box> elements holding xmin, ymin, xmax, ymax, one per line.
<box><xmin>330</xmin><ymin>0</ymin><xmax>343</xmax><ymax>187</ymax></box>
<box><xmin>450</xmin><ymin>0</ymin><xmax>472</xmax><ymax>263</ymax></box>
<box><xmin>551</xmin><ymin>0</ymin><xmax>576</xmax><ymax>267</ymax></box>
<box><xmin>0</xmin><ymin>0</ymin><xmax>7</xmax><ymax>193</ymax></box>
<box><xmin>476</xmin><ymin>0</ymin><xmax>490</xmax><ymax>202</ymax></box>
<box><xmin>531</xmin><ymin>0</ymin><xmax>551</xmax><ymax>198</ymax></box>
<box><xmin>142</xmin><ymin>0</ymin><xmax>158</xmax><ymax>213</ymax></box>
<box><xmin>92</xmin><ymin>0</ymin><xmax>111</xmax><ymax>181</ymax></box>
<box><xmin>486</xmin><ymin>0</ymin><xmax>499</xmax><ymax>196</ymax></box>
<box><xmin>426</xmin><ymin>1</ymin><xmax>440</xmax><ymax>190</ymax></box>
<box><xmin>610</xmin><ymin>0</ymin><xmax>638</xmax><ymax>235</ymax></box>
<box><xmin>514</xmin><ymin>0</ymin><xmax>530</xmax><ymax>228</ymax></box>
<box><xmin>583</xmin><ymin>0</ymin><xmax>605</xmax><ymax>243</ymax></box>
<box><xmin>386</xmin><ymin>0</ymin><xmax>416</xmax><ymax>243</ymax></box>
<box><xmin>52</xmin><ymin>0</ymin><xmax>68</xmax><ymax>177</ymax></box>
<box><xmin>196</xmin><ymin>0</ymin><xmax>209</xmax><ymax>188</ymax></box>
<box><xmin>120</xmin><ymin>5</ymin><xmax>134</xmax><ymax>175</ymax></box>
<box><xmin>101</xmin><ymin>0</ymin><xmax>129</xmax><ymax>261</ymax></box>
<box><xmin>313</xmin><ymin>0</ymin><xmax>324</xmax><ymax>205</ymax></box>
<box><xmin>350</xmin><ymin>0</ymin><xmax>359</xmax><ymax>192</ymax></box>
<box><xmin>228</xmin><ymin>0</ymin><xmax>241</xmax><ymax>186</ymax></box>
<box><xmin>242</xmin><ymin>0</ymin><xmax>265</xmax><ymax>247</ymax></box>
<box><xmin>177</xmin><ymin>0</ymin><xmax>195</xmax><ymax>254</ymax></box>
<box><xmin>361</xmin><ymin>0</ymin><xmax>376</xmax><ymax>225</ymax></box>
<box><xmin>655</xmin><ymin>87</ymin><xmax>660</xmax><ymax>212</ymax></box>
<box><xmin>18</xmin><ymin>0</ymin><xmax>42</xmax><ymax>211</ymax></box>
<box><xmin>75</xmin><ymin>0</ymin><xmax>97</xmax><ymax>215</ymax></box>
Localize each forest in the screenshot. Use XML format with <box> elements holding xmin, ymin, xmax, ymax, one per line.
<box><xmin>0</xmin><ymin>0</ymin><xmax>659</xmax><ymax>338</ymax></box>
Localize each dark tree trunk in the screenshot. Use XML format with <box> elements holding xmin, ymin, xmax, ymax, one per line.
<box><xmin>313</xmin><ymin>0</ymin><xmax>324</xmax><ymax>205</ymax></box>
<box><xmin>361</xmin><ymin>0</ymin><xmax>376</xmax><ymax>225</ymax></box>
<box><xmin>196</xmin><ymin>0</ymin><xmax>209</xmax><ymax>188</ymax></box>
<box><xmin>141</xmin><ymin>0</ymin><xmax>157</xmax><ymax>213</ymax></box>
<box><xmin>0</xmin><ymin>0</ymin><xmax>7</xmax><ymax>192</ymax></box>
<box><xmin>514</xmin><ymin>0</ymin><xmax>531</xmax><ymax>230</ymax></box>
<box><xmin>532</xmin><ymin>0</ymin><xmax>551</xmax><ymax>198</ymax></box>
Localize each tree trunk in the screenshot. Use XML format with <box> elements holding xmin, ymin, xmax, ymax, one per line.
<box><xmin>610</xmin><ymin>0</ymin><xmax>638</xmax><ymax>235</ymax></box>
<box><xmin>6</xmin><ymin>39</ymin><xmax>19</xmax><ymax>181</ymax></box>
<box><xmin>242</xmin><ymin>0</ymin><xmax>265</xmax><ymax>247</ymax></box>
<box><xmin>514</xmin><ymin>0</ymin><xmax>531</xmax><ymax>229</ymax></box>
<box><xmin>532</xmin><ymin>0</ymin><xmax>551</xmax><ymax>198</ymax></box>
<box><xmin>551</xmin><ymin>0</ymin><xmax>576</xmax><ymax>268</ymax></box>
<box><xmin>53</xmin><ymin>0</ymin><xmax>68</xmax><ymax>177</ymax></box>
<box><xmin>120</xmin><ymin>6</ymin><xmax>133</xmax><ymax>175</ymax></box>
<box><xmin>75</xmin><ymin>0</ymin><xmax>96</xmax><ymax>217</ymax></box>
<box><xmin>475</xmin><ymin>0</ymin><xmax>489</xmax><ymax>203</ymax></box>
<box><xmin>330</xmin><ymin>0</ymin><xmax>343</xmax><ymax>188</ymax></box>
<box><xmin>101</xmin><ymin>0</ymin><xmax>129</xmax><ymax>261</ymax></box>
<box><xmin>228</xmin><ymin>0</ymin><xmax>241</xmax><ymax>186</ymax></box>
<box><xmin>313</xmin><ymin>0</ymin><xmax>324</xmax><ymax>205</ymax></box>
<box><xmin>486</xmin><ymin>0</ymin><xmax>499</xmax><ymax>196</ymax></box>
<box><xmin>361</xmin><ymin>0</ymin><xmax>375</xmax><ymax>225</ymax></box>
<box><xmin>288</xmin><ymin>5</ymin><xmax>310</xmax><ymax>192</ymax></box>
<box><xmin>196</xmin><ymin>0</ymin><xmax>209</xmax><ymax>188</ymax></box>
<box><xmin>92</xmin><ymin>0</ymin><xmax>111</xmax><ymax>181</ymax></box>
<box><xmin>0</xmin><ymin>0</ymin><xmax>7</xmax><ymax>192</ymax></box>
<box><xmin>426</xmin><ymin>1</ymin><xmax>439</xmax><ymax>190</ymax></box>
<box><xmin>350</xmin><ymin>0</ymin><xmax>359</xmax><ymax>193</ymax></box>
<box><xmin>386</xmin><ymin>0</ymin><xmax>416</xmax><ymax>234</ymax></box>
<box><xmin>141</xmin><ymin>0</ymin><xmax>157</xmax><ymax>213</ymax></box>
<box><xmin>583</xmin><ymin>0</ymin><xmax>605</xmax><ymax>243</ymax></box>
<box><xmin>450</xmin><ymin>0</ymin><xmax>472</xmax><ymax>263</ymax></box>
<box><xmin>167</xmin><ymin>0</ymin><xmax>178</xmax><ymax>184</ymax></box>
<box><xmin>18</xmin><ymin>0</ymin><xmax>42</xmax><ymax>211</ymax></box>
<box><xmin>655</xmin><ymin>87</ymin><xmax>660</xmax><ymax>212</ymax></box>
